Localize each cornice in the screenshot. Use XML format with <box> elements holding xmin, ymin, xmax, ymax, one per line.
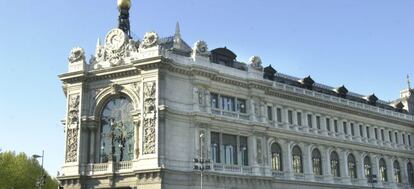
<box><xmin>163</xmin><ymin>60</ymin><xmax>414</xmax><ymax>127</ymax></box>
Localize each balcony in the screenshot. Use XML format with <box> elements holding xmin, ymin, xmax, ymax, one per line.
<box><xmin>85</xmin><ymin>161</ymin><xmax>133</xmax><ymax>175</ymax></box>
<box><xmin>211</xmin><ymin>108</ymin><xmax>249</xmax><ymax>120</ymax></box>
<box><xmin>212</xmin><ymin>163</ymin><xmax>252</xmax><ymax>174</ymax></box>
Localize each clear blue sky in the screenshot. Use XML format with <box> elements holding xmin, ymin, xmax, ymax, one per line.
<box><xmin>0</xmin><ymin>0</ymin><xmax>413</xmax><ymax>176</ymax></box>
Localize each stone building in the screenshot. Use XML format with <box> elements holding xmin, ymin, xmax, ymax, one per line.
<box><xmin>57</xmin><ymin>1</ymin><xmax>414</xmax><ymax>188</ymax></box>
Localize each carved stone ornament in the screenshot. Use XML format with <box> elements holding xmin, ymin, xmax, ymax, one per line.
<box><xmin>139</xmin><ymin>32</ymin><xmax>159</xmax><ymax>49</ymax></box>
<box><xmin>66</xmin><ymin>94</ymin><xmax>80</xmax><ymax>163</ymax></box>
<box><xmin>193</xmin><ymin>40</ymin><xmax>209</xmax><ymax>56</ymax></box>
<box><xmin>249</xmin><ymin>56</ymin><xmax>263</xmax><ymax>70</ymax></box>
<box><xmin>256</xmin><ymin>138</ymin><xmax>263</xmax><ymax>164</ymax></box>
<box><xmin>92</xmin><ymin>29</ymin><xmax>139</xmax><ymax>69</ymax></box>
<box><xmin>143</xmin><ymin>81</ymin><xmax>157</xmax><ymax>155</ymax></box>
<box><xmin>68</xmin><ymin>47</ymin><xmax>85</xmax><ymax>64</ymax></box>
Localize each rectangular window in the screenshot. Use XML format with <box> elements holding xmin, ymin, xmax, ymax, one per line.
<box><xmin>403</xmin><ymin>134</ymin><xmax>406</xmax><ymax>144</ymax></box>
<box><xmin>307</xmin><ymin>114</ymin><xmax>313</xmax><ymax>128</ymax></box>
<box><xmin>211</xmin><ymin>93</ymin><xmax>219</xmax><ymax>109</ymax></box>
<box><xmin>236</xmin><ymin>99</ymin><xmax>246</xmax><ymax>113</ymax></box>
<box><xmin>343</xmin><ymin>122</ymin><xmax>348</xmax><ymax>135</ymax></box>
<box><xmin>334</xmin><ymin>120</ymin><xmax>338</xmax><ymax>133</ymax></box>
<box><xmin>359</xmin><ymin>125</ymin><xmax>363</xmax><ymax>137</ymax></box>
<box><xmin>366</xmin><ymin>127</ymin><xmax>370</xmax><ymax>139</ymax></box>
<box><xmin>276</xmin><ymin>108</ymin><xmax>282</xmax><ymax>122</ymax></box>
<box><xmin>221</xmin><ymin>95</ymin><xmax>235</xmax><ymax>112</ymax></box>
<box><xmin>288</xmin><ymin>110</ymin><xmax>293</xmax><ymax>124</ymax></box>
<box><xmin>267</xmin><ymin>106</ymin><xmax>273</xmax><ymax>121</ymax></box>
<box><xmin>326</xmin><ymin>118</ymin><xmax>331</xmax><ymax>132</ymax></box>
<box><xmin>316</xmin><ymin>116</ymin><xmax>321</xmax><ymax>130</ymax></box>
<box><xmin>389</xmin><ymin>131</ymin><xmax>393</xmax><ymax>142</ymax></box>
<box><xmin>222</xmin><ymin>134</ymin><xmax>238</xmax><ymax>165</ymax></box>
<box><xmin>350</xmin><ymin>123</ymin><xmax>355</xmax><ymax>136</ymax></box>
<box><xmin>395</xmin><ymin>132</ymin><xmax>398</xmax><ymax>144</ymax></box>
<box><xmin>297</xmin><ymin>112</ymin><xmax>302</xmax><ymax>126</ymax></box>
<box><xmin>211</xmin><ymin>132</ymin><xmax>220</xmax><ymax>163</ymax></box>
<box><xmin>381</xmin><ymin>129</ymin><xmax>385</xmax><ymax>141</ymax></box>
<box><xmin>409</xmin><ymin>135</ymin><xmax>412</xmax><ymax>146</ymax></box>
<box><xmin>239</xmin><ymin>136</ymin><xmax>248</xmax><ymax>166</ymax></box>
<box><xmin>374</xmin><ymin>128</ymin><xmax>378</xmax><ymax>140</ymax></box>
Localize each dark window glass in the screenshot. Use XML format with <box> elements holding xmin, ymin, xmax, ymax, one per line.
<box><xmin>350</xmin><ymin>123</ymin><xmax>355</xmax><ymax>136</ymax></box>
<box><xmin>381</xmin><ymin>129</ymin><xmax>385</xmax><ymax>141</ymax></box>
<box><xmin>403</xmin><ymin>134</ymin><xmax>406</xmax><ymax>145</ymax></box>
<box><xmin>316</xmin><ymin>116</ymin><xmax>321</xmax><ymax>130</ymax></box>
<box><xmin>288</xmin><ymin>110</ymin><xmax>293</xmax><ymax>124</ymax></box>
<box><xmin>211</xmin><ymin>132</ymin><xmax>220</xmax><ymax>163</ymax></box>
<box><xmin>366</xmin><ymin>127</ymin><xmax>370</xmax><ymax>139</ymax></box>
<box><xmin>330</xmin><ymin>151</ymin><xmax>340</xmax><ymax>177</ymax></box>
<box><xmin>389</xmin><ymin>131</ymin><xmax>393</xmax><ymax>142</ymax></box>
<box><xmin>211</xmin><ymin>93</ymin><xmax>219</xmax><ymax>109</ymax></box>
<box><xmin>334</xmin><ymin>120</ymin><xmax>338</xmax><ymax>133</ymax></box>
<box><xmin>221</xmin><ymin>96</ymin><xmax>235</xmax><ymax>112</ymax></box>
<box><xmin>395</xmin><ymin>132</ymin><xmax>398</xmax><ymax>144</ymax></box>
<box><xmin>312</xmin><ymin>149</ymin><xmax>322</xmax><ymax>175</ymax></box>
<box><xmin>374</xmin><ymin>128</ymin><xmax>378</xmax><ymax>140</ymax></box>
<box><xmin>276</xmin><ymin>108</ymin><xmax>282</xmax><ymax>122</ymax></box>
<box><xmin>326</xmin><ymin>118</ymin><xmax>331</xmax><ymax>132</ymax></box>
<box><xmin>100</xmin><ymin>97</ymin><xmax>135</xmax><ymax>163</ymax></box>
<box><xmin>240</xmin><ymin>136</ymin><xmax>248</xmax><ymax>166</ymax></box>
<box><xmin>237</xmin><ymin>99</ymin><xmax>246</xmax><ymax>113</ymax></box>
<box><xmin>407</xmin><ymin>162</ymin><xmax>414</xmax><ymax>186</ymax></box>
<box><xmin>307</xmin><ymin>114</ymin><xmax>313</xmax><ymax>128</ymax></box>
<box><xmin>267</xmin><ymin>106</ymin><xmax>273</xmax><ymax>121</ymax></box>
<box><xmin>379</xmin><ymin>159</ymin><xmax>387</xmax><ymax>182</ymax></box>
<box><xmin>271</xmin><ymin>143</ymin><xmax>282</xmax><ymax>171</ymax></box>
<box><xmin>292</xmin><ymin>146</ymin><xmax>303</xmax><ymax>174</ymax></box>
<box><xmin>409</xmin><ymin>135</ymin><xmax>412</xmax><ymax>146</ymax></box>
<box><xmin>394</xmin><ymin>161</ymin><xmax>401</xmax><ymax>183</ymax></box>
<box><xmin>222</xmin><ymin>134</ymin><xmax>238</xmax><ymax>165</ymax></box>
<box><xmin>348</xmin><ymin>154</ymin><xmax>357</xmax><ymax>179</ymax></box>
<box><xmin>364</xmin><ymin>156</ymin><xmax>372</xmax><ymax>179</ymax></box>
<box><xmin>343</xmin><ymin>122</ymin><xmax>348</xmax><ymax>135</ymax></box>
<box><xmin>297</xmin><ymin>112</ymin><xmax>302</xmax><ymax>126</ymax></box>
<box><xmin>359</xmin><ymin>125</ymin><xmax>363</xmax><ymax>137</ymax></box>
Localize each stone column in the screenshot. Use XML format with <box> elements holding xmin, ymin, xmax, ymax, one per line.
<box><xmin>400</xmin><ymin>159</ymin><xmax>409</xmax><ymax>185</ymax></box>
<box><xmin>362</xmin><ymin>124</ymin><xmax>368</xmax><ymax>143</ymax></box>
<box><xmin>320</xmin><ymin>115</ymin><xmax>328</xmax><ymax>136</ymax></box>
<box><xmin>354</xmin><ymin>122</ymin><xmax>362</xmax><ymax>142</ymax></box>
<box><xmin>322</xmin><ymin>146</ymin><xmax>333</xmax><ymax>183</ymax></box>
<box><xmin>386</xmin><ymin>157</ymin><xmax>396</xmax><ymax>188</ymax></box>
<box><xmin>371</xmin><ymin>155</ymin><xmax>381</xmax><ymax>188</ymax></box>
<box><xmin>303</xmin><ymin>143</ymin><xmax>314</xmax><ymax>181</ymax></box>
<box><xmin>292</xmin><ymin>109</ymin><xmax>298</xmax><ymax>131</ymax></box>
<box><xmin>339</xmin><ymin>149</ymin><xmax>351</xmax><ymax>184</ymax></box>
<box><xmin>205</xmin><ymin>89</ymin><xmax>211</xmax><ymax>113</ymax></box>
<box><xmin>384</xmin><ymin>128</ymin><xmax>391</xmax><ymax>147</ymax></box>
<box><xmin>311</xmin><ymin>114</ymin><xmax>318</xmax><ymax>134</ymax></box>
<box><xmin>283</xmin><ymin>140</ymin><xmax>293</xmax><ymax>179</ymax></box>
<box><xmin>355</xmin><ymin>152</ymin><xmax>367</xmax><ymax>186</ymax></box>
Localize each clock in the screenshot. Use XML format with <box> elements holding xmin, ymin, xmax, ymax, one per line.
<box><xmin>105</xmin><ymin>29</ymin><xmax>127</xmax><ymax>51</ymax></box>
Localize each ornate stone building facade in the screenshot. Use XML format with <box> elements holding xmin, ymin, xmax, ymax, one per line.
<box><xmin>57</xmin><ymin>2</ymin><xmax>414</xmax><ymax>189</ymax></box>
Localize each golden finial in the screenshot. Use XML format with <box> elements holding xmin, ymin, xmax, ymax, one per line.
<box><xmin>117</xmin><ymin>0</ymin><xmax>131</xmax><ymax>10</ymax></box>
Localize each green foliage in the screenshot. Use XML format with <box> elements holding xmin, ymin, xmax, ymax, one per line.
<box><xmin>0</xmin><ymin>151</ymin><xmax>58</xmax><ymax>189</ymax></box>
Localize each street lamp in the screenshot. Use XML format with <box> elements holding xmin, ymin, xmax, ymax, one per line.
<box><xmin>32</xmin><ymin>150</ymin><xmax>45</xmax><ymax>189</ymax></box>
<box><xmin>193</xmin><ymin>133</ymin><xmax>211</xmax><ymax>189</ymax></box>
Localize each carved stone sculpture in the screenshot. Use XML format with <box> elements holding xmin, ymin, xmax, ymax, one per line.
<box><xmin>66</xmin><ymin>94</ymin><xmax>80</xmax><ymax>162</ymax></box>
<box><xmin>249</xmin><ymin>56</ymin><xmax>263</xmax><ymax>70</ymax></box>
<box><xmin>143</xmin><ymin>81</ymin><xmax>157</xmax><ymax>154</ymax></box>
<box><xmin>139</xmin><ymin>32</ymin><xmax>159</xmax><ymax>49</ymax></box>
<box><xmin>193</xmin><ymin>40</ymin><xmax>209</xmax><ymax>56</ymax></box>
<box><xmin>68</xmin><ymin>47</ymin><xmax>85</xmax><ymax>64</ymax></box>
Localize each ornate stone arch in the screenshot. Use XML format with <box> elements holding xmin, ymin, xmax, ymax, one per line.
<box><xmin>93</xmin><ymin>84</ymin><xmax>140</xmax><ymax>118</ymax></box>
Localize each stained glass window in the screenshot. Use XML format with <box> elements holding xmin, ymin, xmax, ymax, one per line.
<box><xmin>100</xmin><ymin>96</ymin><xmax>134</xmax><ymax>163</ymax></box>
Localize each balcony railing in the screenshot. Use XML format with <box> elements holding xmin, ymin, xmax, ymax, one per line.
<box><xmin>212</xmin><ymin>163</ymin><xmax>252</xmax><ymax>174</ymax></box>
<box><xmin>211</xmin><ymin>108</ymin><xmax>249</xmax><ymax>120</ymax></box>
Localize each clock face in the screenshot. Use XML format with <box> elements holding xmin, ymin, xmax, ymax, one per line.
<box><xmin>105</xmin><ymin>29</ymin><xmax>127</xmax><ymax>51</ymax></box>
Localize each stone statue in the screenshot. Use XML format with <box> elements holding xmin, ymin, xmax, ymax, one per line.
<box><xmin>249</xmin><ymin>56</ymin><xmax>263</xmax><ymax>70</ymax></box>
<box><xmin>139</xmin><ymin>32</ymin><xmax>159</xmax><ymax>49</ymax></box>
<box><xmin>193</xmin><ymin>40</ymin><xmax>209</xmax><ymax>56</ymax></box>
<box><xmin>68</xmin><ymin>47</ymin><xmax>85</xmax><ymax>64</ymax></box>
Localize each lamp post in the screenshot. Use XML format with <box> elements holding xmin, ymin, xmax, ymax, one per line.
<box><xmin>32</xmin><ymin>150</ymin><xmax>45</xmax><ymax>189</ymax></box>
<box><xmin>193</xmin><ymin>133</ymin><xmax>211</xmax><ymax>189</ymax></box>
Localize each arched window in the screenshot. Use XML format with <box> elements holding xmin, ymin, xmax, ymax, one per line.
<box><xmin>312</xmin><ymin>148</ymin><xmax>322</xmax><ymax>175</ymax></box>
<box><xmin>292</xmin><ymin>146</ymin><xmax>303</xmax><ymax>174</ymax></box>
<box><xmin>364</xmin><ymin>156</ymin><xmax>372</xmax><ymax>179</ymax></box>
<box><xmin>271</xmin><ymin>142</ymin><xmax>283</xmax><ymax>171</ymax></box>
<box><xmin>379</xmin><ymin>158</ymin><xmax>387</xmax><ymax>182</ymax></box>
<box><xmin>348</xmin><ymin>154</ymin><xmax>357</xmax><ymax>179</ymax></box>
<box><xmin>394</xmin><ymin>160</ymin><xmax>401</xmax><ymax>183</ymax></box>
<box><xmin>99</xmin><ymin>96</ymin><xmax>134</xmax><ymax>163</ymax></box>
<box><xmin>330</xmin><ymin>151</ymin><xmax>340</xmax><ymax>177</ymax></box>
<box><xmin>408</xmin><ymin>162</ymin><xmax>414</xmax><ymax>186</ymax></box>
